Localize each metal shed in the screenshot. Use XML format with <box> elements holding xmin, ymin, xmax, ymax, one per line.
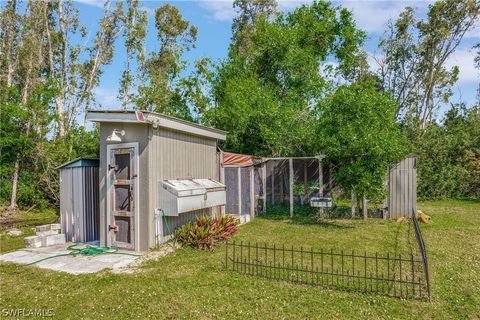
<box><xmin>86</xmin><ymin>110</ymin><xmax>227</xmax><ymax>252</ymax></box>
<box><xmin>58</xmin><ymin>158</ymin><xmax>100</xmax><ymax>243</ymax></box>
<box><xmin>387</xmin><ymin>156</ymin><xmax>417</xmax><ymax>218</ymax></box>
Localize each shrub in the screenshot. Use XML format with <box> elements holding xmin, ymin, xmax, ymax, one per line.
<box><xmin>173</xmin><ymin>215</ymin><xmax>239</xmax><ymax>250</ymax></box>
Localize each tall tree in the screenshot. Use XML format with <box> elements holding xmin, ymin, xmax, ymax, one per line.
<box><xmin>118</xmin><ymin>0</ymin><xmax>148</xmax><ymax>109</ymax></box>
<box><xmin>316</xmin><ymin>79</ymin><xmax>407</xmax><ymax>204</ymax></box>
<box><xmin>201</xmin><ymin>0</ymin><xmax>365</xmax><ymax>156</ymax></box>
<box><xmin>0</xmin><ymin>0</ymin><xmax>123</xmax><ymax>210</ymax></box>
<box><xmin>40</xmin><ymin>0</ymin><xmax>123</xmax><ymax>136</ymax></box>
<box><xmin>136</xmin><ymin>4</ymin><xmax>197</xmax><ymax>119</ymax></box>
<box><xmin>377</xmin><ymin>0</ymin><xmax>479</xmax><ymax>128</ymax></box>
<box><xmin>0</xmin><ymin>1</ymin><xmax>52</xmax><ymax>211</ymax></box>
<box><xmin>231</xmin><ymin>0</ymin><xmax>277</xmax><ymax>57</ymax></box>
<box><xmin>412</xmin><ymin>104</ymin><xmax>480</xmax><ymax>199</ymax></box>
<box><xmin>474</xmin><ymin>42</ymin><xmax>480</xmax><ymax>101</ymax></box>
<box><xmin>0</xmin><ymin>0</ymin><xmax>18</xmax><ymax>88</ymax></box>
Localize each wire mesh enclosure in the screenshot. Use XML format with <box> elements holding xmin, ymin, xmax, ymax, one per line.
<box><xmin>221</xmin><ymin>151</ymin><xmax>418</xmax><ymax>221</ymax></box>
<box><xmin>266</xmin><ymin>158</ymin><xmax>323</xmax><ymax>207</ymax></box>
<box><xmin>221</xmin><ymin>152</ymin><xmax>325</xmax><ymax>220</ymax></box>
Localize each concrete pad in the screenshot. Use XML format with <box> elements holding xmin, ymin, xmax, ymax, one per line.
<box><xmin>0</xmin><ymin>243</ymin><xmax>142</xmax><ymax>275</ymax></box>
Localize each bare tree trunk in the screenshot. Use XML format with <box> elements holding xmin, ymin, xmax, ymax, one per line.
<box><xmin>57</xmin><ymin>0</ymin><xmax>67</xmax><ymax>136</ymax></box>
<box><xmin>44</xmin><ymin>1</ymin><xmax>66</xmax><ymax>137</ymax></box>
<box><xmin>7</xmin><ymin>160</ymin><xmax>19</xmax><ymax>212</ymax></box>
<box><xmin>68</xmin><ymin>46</ymin><xmax>101</xmax><ymax>131</ymax></box>
<box><xmin>363</xmin><ymin>195</ymin><xmax>367</xmax><ymax>220</ymax></box>
<box><xmin>4</xmin><ymin>0</ymin><xmax>17</xmax><ymax>88</ymax></box>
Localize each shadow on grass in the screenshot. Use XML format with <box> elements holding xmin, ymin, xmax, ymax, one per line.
<box><xmin>257</xmin><ymin>214</ymin><xmax>354</xmax><ymax>229</ymax></box>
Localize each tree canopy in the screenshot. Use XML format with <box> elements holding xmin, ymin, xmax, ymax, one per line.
<box><xmin>317</xmin><ymin>79</ymin><xmax>407</xmax><ymax>199</ymax></box>
<box><xmin>201</xmin><ymin>0</ymin><xmax>366</xmax><ymax>156</ymax></box>
<box><xmin>1</xmin><ymin>0</ymin><xmax>478</xmax><ymax>210</ymax></box>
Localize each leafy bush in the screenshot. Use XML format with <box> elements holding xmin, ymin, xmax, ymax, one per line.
<box><xmin>173</xmin><ymin>215</ymin><xmax>239</xmax><ymax>250</ymax></box>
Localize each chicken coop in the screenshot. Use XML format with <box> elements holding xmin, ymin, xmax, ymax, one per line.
<box><xmin>219</xmin><ymin>151</ymin><xmax>326</xmax><ymax>221</ymax></box>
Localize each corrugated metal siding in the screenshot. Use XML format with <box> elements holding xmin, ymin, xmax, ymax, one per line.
<box><xmin>148</xmin><ymin>127</ymin><xmax>219</xmax><ymax>246</ymax></box>
<box><xmin>388</xmin><ymin>156</ymin><xmax>417</xmax><ymax>218</ymax></box>
<box><xmin>150</xmin><ymin>127</ymin><xmax>218</xmax><ymax>179</ymax></box>
<box><xmin>60</xmin><ymin>166</ymin><xmax>99</xmax><ymax>242</ymax></box>
<box><xmin>162</xmin><ymin>209</ymin><xmax>211</xmax><ymax>237</ymax></box>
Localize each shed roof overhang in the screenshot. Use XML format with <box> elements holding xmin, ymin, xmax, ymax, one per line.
<box><xmin>86</xmin><ymin>109</ymin><xmax>227</xmax><ymax>141</ymax></box>
<box><xmin>57</xmin><ymin>157</ymin><xmax>99</xmax><ymax>170</ymax></box>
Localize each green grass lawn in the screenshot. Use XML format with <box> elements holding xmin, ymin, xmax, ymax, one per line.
<box><xmin>1</xmin><ymin>200</ymin><xmax>479</xmax><ymax>319</ymax></box>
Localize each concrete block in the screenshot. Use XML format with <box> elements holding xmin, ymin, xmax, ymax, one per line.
<box><xmin>41</xmin><ymin>234</ymin><xmax>66</xmax><ymax>247</ymax></box>
<box><xmin>24</xmin><ymin>236</ymin><xmax>42</xmax><ymax>248</ymax></box>
<box><xmin>36</xmin><ymin>230</ymin><xmax>58</xmax><ymax>236</ymax></box>
<box><xmin>35</xmin><ymin>224</ymin><xmax>51</xmax><ymax>233</ymax></box>
<box><xmin>50</xmin><ymin>223</ymin><xmax>61</xmax><ymax>231</ymax></box>
<box><xmin>7</xmin><ymin>228</ymin><xmax>22</xmax><ymax>236</ymax></box>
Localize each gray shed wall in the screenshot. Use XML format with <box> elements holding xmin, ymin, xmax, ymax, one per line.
<box><xmin>388</xmin><ymin>156</ymin><xmax>417</xmax><ymax>218</ymax></box>
<box><xmin>148</xmin><ymin>126</ymin><xmax>219</xmax><ymax>246</ymax></box>
<box><xmin>60</xmin><ymin>166</ymin><xmax>99</xmax><ymax>242</ymax></box>
<box><xmin>99</xmin><ymin>122</ymin><xmax>220</xmax><ymax>250</ymax></box>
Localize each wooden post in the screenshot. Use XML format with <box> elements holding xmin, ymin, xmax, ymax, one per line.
<box><xmin>303</xmin><ymin>162</ymin><xmax>308</xmax><ymax>193</ymax></box>
<box><xmin>318</xmin><ymin>157</ymin><xmax>324</xmax><ymax>221</ymax></box>
<box><xmin>328</xmin><ymin>163</ymin><xmax>333</xmax><ymax>195</ymax></box>
<box><xmin>318</xmin><ymin>158</ymin><xmax>323</xmax><ymax>195</ymax></box>
<box><xmin>237</xmin><ymin>167</ymin><xmax>242</xmax><ymax>216</ymax></box>
<box><xmin>351</xmin><ymin>191</ymin><xmax>355</xmax><ymax>218</ymax></box>
<box><xmin>262</xmin><ymin>162</ymin><xmax>267</xmax><ymax>213</ymax></box>
<box><xmin>271</xmin><ymin>161</ymin><xmax>275</xmax><ymax>205</ymax></box>
<box><xmin>363</xmin><ymin>195</ymin><xmax>367</xmax><ymax>220</ymax></box>
<box><xmin>289</xmin><ymin>158</ymin><xmax>294</xmax><ymax>217</ymax></box>
<box><xmin>220</xmin><ymin>151</ymin><xmax>225</xmax><ymax>215</ymax></box>
<box><xmin>249</xmin><ymin>166</ymin><xmax>255</xmax><ymax>219</ymax></box>
<box><xmin>280</xmin><ymin>165</ymin><xmax>284</xmax><ymax>204</ymax></box>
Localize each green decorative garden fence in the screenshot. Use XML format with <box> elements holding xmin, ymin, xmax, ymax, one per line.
<box><xmin>224</xmin><ymin>213</ymin><xmax>431</xmax><ymax>300</ymax></box>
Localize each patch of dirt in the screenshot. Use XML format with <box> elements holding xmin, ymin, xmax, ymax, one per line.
<box><xmin>114</xmin><ymin>243</ymin><xmax>179</xmax><ymax>274</ymax></box>
<box><xmin>0</xmin><ymin>217</ymin><xmax>23</xmax><ymax>230</ymax></box>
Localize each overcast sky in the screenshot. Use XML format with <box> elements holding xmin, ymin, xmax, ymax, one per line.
<box><xmin>74</xmin><ymin>0</ymin><xmax>479</xmax><ymax>118</ymax></box>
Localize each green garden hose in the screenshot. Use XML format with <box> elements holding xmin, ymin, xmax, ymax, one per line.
<box><xmin>25</xmin><ymin>243</ymin><xmax>142</xmax><ymax>266</ymax></box>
